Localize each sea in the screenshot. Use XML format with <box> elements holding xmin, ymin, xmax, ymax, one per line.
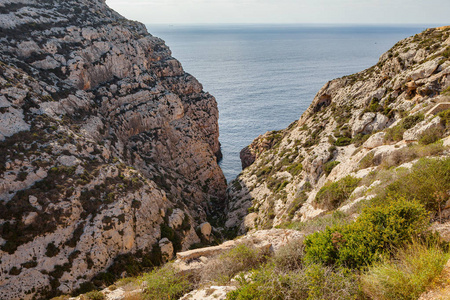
<box><xmin>146</xmin><ymin>24</ymin><xmax>431</xmax><ymax>182</ymax></box>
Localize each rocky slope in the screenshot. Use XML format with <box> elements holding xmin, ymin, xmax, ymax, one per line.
<box><xmin>0</xmin><ymin>0</ymin><xmax>226</xmax><ymax>299</ymax></box>
<box><xmin>227</xmin><ymin>26</ymin><xmax>450</xmax><ymax>234</ymax></box>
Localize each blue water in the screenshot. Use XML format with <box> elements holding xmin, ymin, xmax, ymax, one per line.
<box><xmin>146</xmin><ymin>24</ymin><xmax>430</xmax><ymax>182</ymax></box>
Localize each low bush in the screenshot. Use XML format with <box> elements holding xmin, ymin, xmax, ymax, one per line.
<box><xmin>304</xmin><ymin>198</ymin><xmax>429</xmax><ymax>269</ymax></box>
<box><xmin>384</xmin><ymin>124</ymin><xmax>404</xmax><ymax>142</ymax></box>
<box><xmin>227</xmin><ymin>263</ymin><xmax>361</xmax><ymax>300</ymax></box>
<box><xmin>402</xmin><ymin>114</ymin><xmax>424</xmax><ymax>130</ymax></box>
<box><xmin>361</xmin><ymin>242</ymin><xmax>450</xmax><ymax>300</ymax></box>
<box><xmin>438</xmin><ymin>108</ymin><xmax>450</xmax><ymax>127</ymax></box>
<box><xmin>272</xmin><ymin>238</ymin><xmax>305</xmax><ymax>272</ymax></box>
<box><xmin>142</xmin><ymin>264</ymin><xmax>192</xmax><ymax>300</ymax></box>
<box><xmin>380</xmin><ymin>141</ymin><xmax>445</xmax><ymax>168</ymax></box>
<box><xmin>201</xmin><ymin>243</ymin><xmax>270</xmax><ymax>284</ymax></box>
<box><xmin>314</xmin><ymin>176</ymin><xmax>361</xmax><ymax>210</ymax></box>
<box><xmin>323</xmin><ymin>161</ymin><xmax>340</xmax><ymax>175</ymax></box>
<box><xmin>83</xmin><ymin>291</ymin><xmax>105</xmax><ymax>300</ymax></box>
<box><xmin>335</xmin><ymin>137</ymin><xmax>352</xmax><ymax>146</ymax></box>
<box><xmin>358</xmin><ymin>151</ymin><xmax>375</xmax><ymax>169</ymax></box>
<box><xmin>418</xmin><ymin>127</ymin><xmax>443</xmax><ymax>145</ymax></box>
<box><xmin>385</xmin><ymin>157</ymin><xmax>450</xmax><ymax>213</ymax></box>
<box><xmin>277</xmin><ymin>210</ymin><xmax>350</xmax><ymax>235</ymax></box>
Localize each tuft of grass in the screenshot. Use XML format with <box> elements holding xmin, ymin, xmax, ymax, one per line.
<box><xmin>314</xmin><ymin>176</ymin><xmax>361</xmax><ymax>210</ymax></box>
<box><xmin>418</xmin><ymin>127</ymin><xmax>444</xmax><ymax>145</ymax></box>
<box><xmin>380</xmin><ymin>141</ymin><xmax>445</xmax><ymax>169</ymax></box>
<box><xmin>227</xmin><ymin>262</ymin><xmax>361</xmax><ymax>300</ymax></box>
<box><xmin>384</xmin><ymin>157</ymin><xmax>450</xmax><ymax>213</ymax></box>
<box><xmin>200</xmin><ymin>243</ymin><xmax>270</xmax><ymax>285</ymax></box>
<box><xmin>361</xmin><ymin>242</ymin><xmax>450</xmax><ymax>300</ymax></box>
<box><xmin>142</xmin><ymin>264</ymin><xmax>192</xmax><ymax>300</ymax></box>
<box><xmin>277</xmin><ymin>210</ymin><xmax>350</xmax><ymax>235</ymax></box>
<box><xmin>82</xmin><ymin>291</ymin><xmax>105</xmax><ymax>300</ymax></box>
<box><xmin>323</xmin><ymin>161</ymin><xmax>340</xmax><ymax>175</ymax></box>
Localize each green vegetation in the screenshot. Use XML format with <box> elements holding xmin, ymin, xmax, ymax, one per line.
<box><xmin>438</xmin><ymin>108</ymin><xmax>450</xmax><ymax>127</ymax></box>
<box><xmin>314</xmin><ymin>176</ymin><xmax>361</xmax><ymax>210</ymax></box>
<box><xmin>358</xmin><ymin>141</ymin><xmax>445</xmax><ymax>170</ymax></box>
<box><xmin>304</xmin><ymin>198</ymin><xmax>429</xmax><ymax>269</ymax></box>
<box><xmin>142</xmin><ymin>264</ymin><xmax>192</xmax><ymax>300</ymax></box>
<box><xmin>335</xmin><ymin>136</ymin><xmax>352</xmax><ymax>146</ymax></box>
<box><xmin>323</xmin><ymin>161</ymin><xmax>340</xmax><ymax>175</ymax></box>
<box><xmin>419</xmin><ymin>127</ymin><xmax>444</xmax><ymax>145</ymax></box>
<box><xmin>361</xmin><ymin>242</ymin><xmax>450</xmax><ymax>300</ymax></box>
<box><xmin>384</xmin><ymin>114</ymin><xmax>425</xmax><ymax>143</ymax></box>
<box><xmin>200</xmin><ymin>243</ymin><xmax>270</xmax><ymax>284</ymax></box>
<box><xmin>83</xmin><ymin>291</ymin><xmax>105</xmax><ymax>300</ymax></box>
<box><xmin>384</xmin><ymin>157</ymin><xmax>450</xmax><ymax>213</ymax></box>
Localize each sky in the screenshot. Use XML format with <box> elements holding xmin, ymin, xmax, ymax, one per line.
<box><xmin>105</xmin><ymin>0</ymin><xmax>450</xmax><ymax>25</ymax></box>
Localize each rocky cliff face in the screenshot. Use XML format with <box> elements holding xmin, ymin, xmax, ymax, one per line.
<box><xmin>227</xmin><ymin>26</ymin><xmax>450</xmax><ymax>234</ymax></box>
<box><xmin>0</xmin><ymin>0</ymin><xmax>226</xmax><ymax>299</ymax></box>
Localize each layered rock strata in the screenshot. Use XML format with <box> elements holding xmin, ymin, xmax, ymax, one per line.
<box><xmin>227</xmin><ymin>27</ymin><xmax>450</xmax><ymax>234</ymax></box>
<box><xmin>0</xmin><ymin>0</ymin><xmax>226</xmax><ymax>299</ymax></box>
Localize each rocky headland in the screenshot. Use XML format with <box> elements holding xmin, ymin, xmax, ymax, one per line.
<box><xmin>227</xmin><ymin>26</ymin><xmax>450</xmax><ymax>234</ymax></box>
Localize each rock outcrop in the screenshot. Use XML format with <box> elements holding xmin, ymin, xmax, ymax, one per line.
<box><xmin>227</xmin><ymin>26</ymin><xmax>450</xmax><ymax>234</ymax></box>
<box><xmin>0</xmin><ymin>0</ymin><xmax>226</xmax><ymax>299</ymax></box>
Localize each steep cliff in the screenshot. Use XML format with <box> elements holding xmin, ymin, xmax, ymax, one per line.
<box><xmin>227</xmin><ymin>26</ymin><xmax>450</xmax><ymax>234</ymax></box>
<box><xmin>0</xmin><ymin>0</ymin><xmax>226</xmax><ymax>299</ymax></box>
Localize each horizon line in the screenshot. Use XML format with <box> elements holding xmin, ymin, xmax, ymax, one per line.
<box><xmin>144</xmin><ymin>22</ymin><xmax>447</xmax><ymax>27</ymax></box>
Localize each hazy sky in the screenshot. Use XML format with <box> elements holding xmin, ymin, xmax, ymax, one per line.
<box><xmin>105</xmin><ymin>0</ymin><xmax>450</xmax><ymax>25</ymax></box>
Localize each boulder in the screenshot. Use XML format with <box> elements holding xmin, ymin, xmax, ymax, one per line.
<box><xmin>363</xmin><ymin>132</ymin><xmax>385</xmax><ymax>149</ymax></box>
<box><xmin>168</xmin><ymin>209</ymin><xmax>185</xmax><ymax>229</ymax></box>
<box><xmin>159</xmin><ymin>238</ymin><xmax>174</xmax><ymax>262</ymax></box>
<box><xmin>199</xmin><ymin>222</ymin><xmax>212</xmax><ymax>241</ymax></box>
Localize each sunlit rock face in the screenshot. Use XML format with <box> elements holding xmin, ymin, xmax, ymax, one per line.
<box><xmin>0</xmin><ymin>0</ymin><xmax>226</xmax><ymax>298</ymax></box>
<box><xmin>227</xmin><ymin>27</ymin><xmax>450</xmax><ymax>234</ymax></box>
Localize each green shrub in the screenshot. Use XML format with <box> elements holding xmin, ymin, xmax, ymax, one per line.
<box><xmin>278</xmin><ymin>210</ymin><xmax>350</xmax><ymax>235</ymax></box>
<box><xmin>384</xmin><ymin>124</ymin><xmax>405</xmax><ymax>142</ymax></box>
<box><xmin>418</xmin><ymin>127</ymin><xmax>443</xmax><ymax>145</ymax></box>
<box><xmin>142</xmin><ymin>264</ymin><xmax>192</xmax><ymax>300</ymax></box>
<box><xmin>323</xmin><ymin>161</ymin><xmax>340</xmax><ymax>175</ymax></box>
<box><xmin>304</xmin><ymin>198</ymin><xmax>429</xmax><ymax>269</ymax></box>
<box><xmin>380</xmin><ymin>141</ymin><xmax>445</xmax><ymax>168</ymax></box>
<box><xmin>352</xmin><ymin>133</ymin><xmax>371</xmax><ymax>147</ymax></box>
<box><xmin>227</xmin><ymin>263</ymin><xmax>361</xmax><ymax>300</ymax></box>
<box><xmin>315</xmin><ymin>176</ymin><xmax>361</xmax><ymax>210</ymax></box>
<box><xmin>385</xmin><ymin>157</ymin><xmax>450</xmax><ymax>213</ymax></box>
<box><xmin>227</xmin><ymin>265</ymin><xmax>308</xmax><ymax>300</ymax></box>
<box><xmin>402</xmin><ymin>114</ymin><xmax>424</xmax><ymax>130</ymax></box>
<box><xmin>384</xmin><ymin>114</ymin><xmax>426</xmax><ymax>143</ymax></box>
<box><xmin>441</xmin><ymin>86</ymin><xmax>450</xmax><ymax>96</ymax></box>
<box><xmin>335</xmin><ymin>137</ymin><xmax>352</xmax><ymax>146</ymax></box>
<box><xmin>361</xmin><ymin>242</ymin><xmax>450</xmax><ymax>300</ymax></box>
<box><xmin>286</xmin><ymin>161</ymin><xmax>303</xmax><ymax>176</ymax></box>
<box><xmin>358</xmin><ymin>151</ymin><xmax>375</xmax><ymax>169</ymax></box>
<box><xmin>437</xmin><ymin>108</ymin><xmax>450</xmax><ymax>127</ymax></box>
<box><xmin>84</xmin><ymin>291</ymin><xmax>105</xmax><ymax>300</ymax></box>
<box><xmin>201</xmin><ymin>243</ymin><xmax>270</xmax><ymax>284</ymax></box>
<box><xmin>272</xmin><ymin>239</ymin><xmax>305</xmax><ymax>272</ymax></box>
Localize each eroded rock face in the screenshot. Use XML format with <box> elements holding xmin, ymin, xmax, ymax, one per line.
<box><xmin>227</xmin><ymin>26</ymin><xmax>450</xmax><ymax>234</ymax></box>
<box><xmin>0</xmin><ymin>0</ymin><xmax>226</xmax><ymax>299</ymax></box>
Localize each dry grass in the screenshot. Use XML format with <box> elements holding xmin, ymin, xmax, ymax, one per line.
<box><xmin>361</xmin><ymin>242</ymin><xmax>450</xmax><ymax>300</ymax></box>
<box><xmin>200</xmin><ymin>242</ymin><xmax>270</xmax><ymax>285</ymax></box>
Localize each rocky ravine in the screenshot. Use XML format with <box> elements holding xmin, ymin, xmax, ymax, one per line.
<box><xmin>0</xmin><ymin>0</ymin><xmax>226</xmax><ymax>299</ymax></box>
<box><xmin>227</xmin><ymin>26</ymin><xmax>450</xmax><ymax>234</ymax></box>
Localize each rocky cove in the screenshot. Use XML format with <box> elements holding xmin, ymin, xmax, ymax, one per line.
<box><xmin>0</xmin><ymin>1</ymin><xmax>450</xmax><ymax>300</ymax></box>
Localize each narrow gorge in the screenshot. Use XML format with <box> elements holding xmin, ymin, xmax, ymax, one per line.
<box><xmin>1</xmin><ymin>0</ymin><xmax>450</xmax><ymax>300</ymax></box>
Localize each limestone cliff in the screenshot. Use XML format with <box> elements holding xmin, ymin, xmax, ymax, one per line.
<box><xmin>227</xmin><ymin>26</ymin><xmax>450</xmax><ymax>234</ymax></box>
<box><xmin>0</xmin><ymin>0</ymin><xmax>226</xmax><ymax>299</ymax></box>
